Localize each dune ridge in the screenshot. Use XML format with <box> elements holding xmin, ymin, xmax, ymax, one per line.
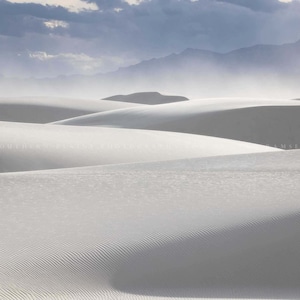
<box><xmin>0</xmin><ymin>97</ymin><xmax>144</xmax><ymax>123</ymax></box>
<box><xmin>0</xmin><ymin>121</ymin><xmax>279</xmax><ymax>173</ymax></box>
<box><xmin>53</xmin><ymin>98</ymin><xmax>300</xmax><ymax>149</ymax></box>
<box><xmin>57</xmin><ymin>149</ymin><xmax>299</xmax><ymax>173</ymax></box>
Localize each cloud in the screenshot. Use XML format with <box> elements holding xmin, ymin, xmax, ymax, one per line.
<box><xmin>44</xmin><ymin>20</ymin><xmax>69</xmax><ymax>29</ymax></box>
<box><xmin>0</xmin><ymin>48</ymin><xmax>139</xmax><ymax>78</ymax></box>
<box><xmin>6</xmin><ymin>0</ymin><xmax>97</xmax><ymax>12</ymax></box>
<box><xmin>218</xmin><ymin>0</ymin><xmax>299</xmax><ymax>12</ymax></box>
<box><xmin>83</xmin><ymin>0</ymin><xmax>123</xmax><ymax>10</ymax></box>
<box><xmin>125</xmin><ymin>0</ymin><xmax>145</xmax><ymax>5</ymax></box>
<box><xmin>28</xmin><ymin>51</ymin><xmax>105</xmax><ymax>73</ymax></box>
<box><xmin>0</xmin><ymin>0</ymin><xmax>300</xmax><ymax>77</ymax></box>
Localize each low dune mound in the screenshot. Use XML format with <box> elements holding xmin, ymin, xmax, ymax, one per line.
<box><xmin>55</xmin><ymin>98</ymin><xmax>300</xmax><ymax>149</ymax></box>
<box><xmin>0</xmin><ymin>121</ymin><xmax>279</xmax><ymax>173</ymax></box>
<box><xmin>0</xmin><ymin>97</ymin><xmax>143</xmax><ymax>123</ymax></box>
<box><xmin>103</xmin><ymin>92</ymin><xmax>188</xmax><ymax>105</ymax></box>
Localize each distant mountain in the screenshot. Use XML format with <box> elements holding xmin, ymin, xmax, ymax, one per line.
<box><xmin>103</xmin><ymin>92</ymin><xmax>188</xmax><ymax>105</ymax></box>
<box><xmin>95</xmin><ymin>40</ymin><xmax>300</xmax><ymax>98</ymax></box>
<box><xmin>1</xmin><ymin>40</ymin><xmax>300</xmax><ymax>98</ymax></box>
<box><xmin>109</xmin><ymin>40</ymin><xmax>300</xmax><ymax>77</ymax></box>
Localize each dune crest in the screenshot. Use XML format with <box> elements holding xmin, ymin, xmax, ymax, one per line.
<box><xmin>54</xmin><ymin>98</ymin><xmax>300</xmax><ymax>149</ymax></box>
<box><xmin>0</xmin><ymin>121</ymin><xmax>279</xmax><ymax>173</ymax></box>
<box><xmin>0</xmin><ymin>97</ymin><xmax>143</xmax><ymax>123</ymax></box>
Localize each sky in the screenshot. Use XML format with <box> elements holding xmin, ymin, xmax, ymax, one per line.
<box><xmin>0</xmin><ymin>0</ymin><xmax>300</xmax><ymax>78</ymax></box>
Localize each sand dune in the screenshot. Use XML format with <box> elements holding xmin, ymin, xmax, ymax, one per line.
<box><xmin>1</xmin><ymin>93</ymin><xmax>300</xmax><ymax>300</ymax></box>
<box><xmin>0</xmin><ymin>121</ymin><xmax>279</xmax><ymax>173</ymax></box>
<box><xmin>54</xmin><ymin>98</ymin><xmax>300</xmax><ymax>149</ymax></box>
<box><xmin>65</xmin><ymin>149</ymin><xmax>300</xmax><ymax>173</ymax></box>
<box><xmin>1</xmin><ymin>163</ymin><xmax>300</xmax><ymax>299</ymax></box>
<box><xmin>103</xmin><ymin>92</ymin><xmax>188</xmax><ymax>105</ymax></box>
<box><xmin>0</xmin><ymin>96</ymin><xmax>143</xmax><ymax>123</ymax></box>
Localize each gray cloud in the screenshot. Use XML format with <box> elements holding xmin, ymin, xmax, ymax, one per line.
<box><xmin>84</xmin><ymin>0</ymin><xmax>124</xmax><ymax>10</ymax></box>
<box><xmin>216</xmin><ymin>0</ymin><xmax>292</xmax><ymax>12</ymax></box>
<box><xmin>0</xmin><ymin>0</ymin><xmax>300</xmax><ymax>77</ymax></box>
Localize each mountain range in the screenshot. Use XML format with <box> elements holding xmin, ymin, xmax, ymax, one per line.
<box><xmin>1</xmin><ymin>40</ymin><xmax>300</xmax><ymax>98</ymax></box>
<box><xmin>113</xmin><ymin>39</ymin><xmax>300</xmax><ymax>76</ymax></box>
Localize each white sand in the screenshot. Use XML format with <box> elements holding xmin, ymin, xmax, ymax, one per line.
<box><xmin>0</xmin><ymin>121</ymin><xmax>279</xmax><ymax>173</ymax></box>
<box><xmin>0</xmin><ymin>96</ymin><xmax>144</xmax><ymax>123</ymax></box>
<box><xmin>1</xmin><ymin>163</ymin><xmax>300</xmax><ymax>299</ymax></box>
<box><xmin>56</xmin><ymin>149</ymin><xmax>300</xmax><ymax>173</ymax></box>
<box><xmin>54</xmin><ymin>98</ymin><xmax>300</xmax><ymax>148</ymax></box>
<box><xmin>1</xmin><ymin>95</ymin><xmax>300</xmax><ymax>300</ymax></box>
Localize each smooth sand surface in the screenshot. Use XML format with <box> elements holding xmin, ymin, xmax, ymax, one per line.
<box><xmin>1</xmin><ymin>165</ymin><xmax>300</xmax><ymax>299</ymax></box>
<box><xmin>0</xmin><ymin>97</ymin><xmax>144</xmax><ymax>123</ymax></box>
<box><xmin>54</xmin><ymin>98</ymin><xmax>300</xmax><ymax>148</ymax></box>
<box><xmin>0</xmin><ymin>121</ymin><xmax>279</xmax><ymax>173</ymax></box>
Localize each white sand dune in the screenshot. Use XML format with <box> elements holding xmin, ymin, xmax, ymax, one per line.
<box><xmin>103</xmin><ymin>91</ymin><xmax>188</xmax><ymax>105</ymax></box>
<box><xmin>54</xmin><ymin>98</ymin><xmax>300</xmax><ymax>148</ymax></box>
<box><xmin>58</xmin><ymin>148</ymin><xmax>300</xmax><ymax>173</ymax></box>
<box><xmin>0</xmin><ymin>96</ymin><xmax>144</xmax><ymax>123</ymax></box>
<box><xmin>0</xmin><ymin>121</ymin><xmax>279</xmax><ymax>173</ymax></box>
<box><xmin>1</xmin><ymin>161</ymin><xmax>300</xmax><ymax>299</ymax></box>
<box><xmin>1</xmin><ymin>94</ymin><xmax>300</xmax><ymax>300</ymax></box>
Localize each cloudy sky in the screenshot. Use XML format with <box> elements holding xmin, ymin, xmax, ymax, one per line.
<box><xmin>1</xmin><ymin>0</ymin><xmax>300</xmax><ymax>78</ymax></box>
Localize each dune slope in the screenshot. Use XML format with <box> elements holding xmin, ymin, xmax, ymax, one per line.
<box><xmin>74</xmin><ymin>149</ymin><xmax>300</xmax><ymax>172</ymax></box>
<box><xmin>0</xmin><ymin>97</ymin><xmax>143</xmax><ymax>123</ymax></box>
<box><xmin>0</xmin><ymin>121</ymin><xmax>279</xmax><ymax>173</ymax></box>
<box><xmin>1</xmin><ymin>165</ymin><xmax>300</xmax><ymax>299</ymax></box>
<box><xmin>54</xmin><ymin>98</ymin><xmax>300</xmax><ymax>149</ymax></box>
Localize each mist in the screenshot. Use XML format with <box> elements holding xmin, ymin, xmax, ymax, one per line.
<box><xmin>0</xmin><ymin>59</ymin><xmax>299</xmax><ymax>100</ymax></box>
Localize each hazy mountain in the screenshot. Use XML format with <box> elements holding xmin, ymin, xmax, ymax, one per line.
<box><xmin>109</xmin><ymin>40</ymin><xmax>300</xmax><ymax>77</ymax></box>
<box><xmin>97</xmin><ymin>40</ymin><xmax>300</xmax><ymax>98</ymax></box>
<box><xmin>1</xmin><ymin>40</ymin><xmax>300</xmax><ymax>98</ymax></box>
